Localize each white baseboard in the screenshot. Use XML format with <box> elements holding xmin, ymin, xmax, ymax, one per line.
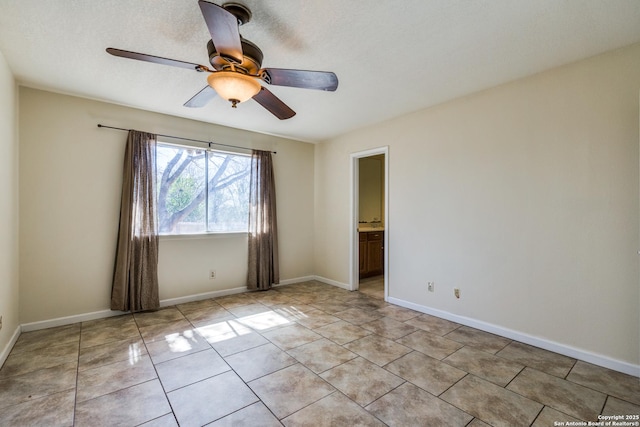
<box><xmin>388</xmin><ymin>296</ymin><xmax>640</xmax><ymax>377</ymax></box>
<box><xmin>313</xmin><ymin>275</ymin><xmax>351</xmax><ymax>291</ymax></box>
<box><xmin>0</xmin><ymin>325</ymin><xmax>21</xmax><ymax>368</ymax></box>
<box><xmin>15</xmin><ymin>279</ymin><xmax>636</xmax><ymax>377</ymax></box>
<box><xmin>21</xmin><ymin>287</ymin><xmax>251</xmax><ymax>333</ymax></box>
<box><xmin>276</xmin><ymin>275</ymin><xmax>350</xmax><ymax>290</ymax></box>
<box><xmin>160</xmin><ymin>286</ymin><xmax>247</xmax><ymax>307</ymax></box>
<box><xmin>19</xmin><ymin>279</ymin><xmax>308</xmax><ymax>333</ymax></box>
<box><xmin>277</xmin><ymin>276</ymin><xmax>315</xmax><ymax>286</ymax></box>
<box><xmin>21</xmin><ymin>309</ymin><xmax>129</xmax><ymax>332</ymax></box>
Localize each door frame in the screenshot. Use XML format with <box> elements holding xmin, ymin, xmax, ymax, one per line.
<box><xmin>349</xmin><ymin>146</ymin><xmax>389</xmax><ymax>300</ymax></box>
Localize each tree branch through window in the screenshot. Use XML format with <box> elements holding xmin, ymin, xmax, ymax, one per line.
<box><xmin>156</xmin><ymin>144</ymin><xmax>251</xmax><ymax>234</ymax></box>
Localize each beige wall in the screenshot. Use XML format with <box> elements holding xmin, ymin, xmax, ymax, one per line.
<box><xmin>18</xmin><ymin>88</ymin><xmax>314</xmax><ymax>323</ymax></box>
<box><xmin>359</xmin><ymin>156</ymin><xmax>384</xmax><ymax>223</ymax></box>
<box><xmin>0</xmin><ymin>50</ymin><xmax>19</xmax><ymax>359</ymax></box>
<box><xmin>315</xmin><ymin>44</ymin><xmax>640</xmax><ymax>368</ymax></box>
<box><xmin>9</xmin><ymin>43</ymin><xmax>640</xmax><ymax>373</ymax></box>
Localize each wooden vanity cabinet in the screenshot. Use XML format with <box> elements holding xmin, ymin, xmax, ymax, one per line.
<box><xmin>359</xmin><ymin>233</ymin><xmax>367</xmax><ymax>276</ymax></box>
<box><xmin>359</xmin><ymin>231</ymin><xmax>384</xmax><ymax>278</ymax></box>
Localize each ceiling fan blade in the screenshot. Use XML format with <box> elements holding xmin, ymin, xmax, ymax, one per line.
<box><xmin>198</xmin><ymin>1</ymin><xmax>244</xmax><ymax>64</ymax></box>
<box><xmin>184</xmin><ymin>85</ymin><xmax>217</xmax><ymax>108</ymax></box>
<box><xmin>106</xmin><ymin>48</ymin><xmax>209</xmax><ymax>71</ymax></box>
<box><xmin>252</xmin><ymin>87</ymin><xmax>296</xmax><ymax>120</ymax></box>
<box><xmin>259</xmin><ymin>68</ymin><xmax>338</xmax><ymax>91</ymax></box>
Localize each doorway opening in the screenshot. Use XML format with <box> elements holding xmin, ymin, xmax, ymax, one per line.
<box><xmin>350</xmin><ymin>147</ymin><xmax>389</xmax><ymax>300</ymax></box>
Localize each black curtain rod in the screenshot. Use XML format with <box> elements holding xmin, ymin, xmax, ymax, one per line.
<box><xmin>97</xmin><ymin>124</ymin><xmax>276</xmax><ymax>154</ymax></box>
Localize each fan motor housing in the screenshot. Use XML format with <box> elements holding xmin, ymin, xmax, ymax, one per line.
<box><xmin>222</xmin><ymin>3</ymin><xmax>252</xmax><ymax>26</ymax></box>
<box><xmin>207</xmin><ymin>38</ymin><xmax>263</xmax><ymax>75</ymax></box>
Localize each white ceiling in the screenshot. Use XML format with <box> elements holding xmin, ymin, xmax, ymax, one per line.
<box><xmin>1</xmin><ymin>1</ymin><xmax>640</xmax><ymax>143</ymax></box>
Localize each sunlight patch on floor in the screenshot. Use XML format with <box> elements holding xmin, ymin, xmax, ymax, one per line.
<box><xmin>236</xmin><ymin>311</ymin><xmax>291</xmax><ymax>331</ymax></box>
<box><xmin>164</xmin><ymin>329</ymin><xmax>199</xmax><ymax>353</ymax></box>
<box><xmin>128</xmin><ymin>343</ymin><xmax>143</xmax><ymax>365</ymax></box>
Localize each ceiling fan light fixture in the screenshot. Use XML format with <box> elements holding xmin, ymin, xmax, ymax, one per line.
<box><xmin>207</xmin><ymin>71</ymin><xmax>261</xmax><ymax>107</ymax></box>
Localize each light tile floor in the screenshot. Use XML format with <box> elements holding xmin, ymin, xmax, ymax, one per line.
<box><xmin>1</xmin><ymin>280</ymin><xmax>638</xmax><ymax>426</ymax></box>
<box><xmin>359</xmin><ymin>275</ymin><xmax>385</xmax><ymax>300</ymax></box>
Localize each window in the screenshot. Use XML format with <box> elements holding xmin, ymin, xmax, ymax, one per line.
<box><xmin>156</xmin><ymin>143</ymin><xmax>251</xmax><ymax>235</ymax></box>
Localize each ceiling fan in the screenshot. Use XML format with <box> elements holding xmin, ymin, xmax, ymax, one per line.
<box><xmin>107</xmin><ymin>1</ymin><xmax>338</xmax><ymax>120</ymax></box>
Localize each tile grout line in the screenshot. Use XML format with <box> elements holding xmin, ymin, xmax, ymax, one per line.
<box><xmin>132</xmin><ymin>311</ymin><xmax>177</xmax><ymax>426</ymax></box>
<box><xmin>3</xmin><ymin>281</ymin><xmax>637</xmax><ymax>426</ymax></box>
<box><xmin>74</xmin><ymin>315</ymin><xmax>170</xmax><ymax>425</ymax></box>
<box><xmin>177</xmin><ymin>302</ymin><xmax>275</xmax><ymax>423</ymax></box>
<box><xmin>230</xmin><ymin>287</ymin><xmax>394</xmax><ymax>422</ymax></box>
<box><xmin>71</xmin><ymin>323</ymin><xmax>82</xmax><ymax>426</ymax></box>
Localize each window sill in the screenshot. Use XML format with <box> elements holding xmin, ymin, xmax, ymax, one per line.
<box><xmin>159</xmin><ymin>231</ymin><xmax>248</xmax><ymax>241</ymax></box>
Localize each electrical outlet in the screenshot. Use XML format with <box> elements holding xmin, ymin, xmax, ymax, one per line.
<box><xmin>454</xmin><ymin>288</ymin><xmax>460</xmax><ymax>299</ymax></box>
<box><xmin>427</xmin><ymin>282</ymin><xmax>434</xmax><ymax>292</ymax></box>
<box><xmin>209</xmin><ymin>270</ymin><xmax>216</xmax><ymax>280</ymax></box>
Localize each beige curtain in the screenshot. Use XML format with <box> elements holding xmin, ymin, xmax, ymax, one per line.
<box><xmin>247</xmin><ymin>150</ymin><xmax>279</xmax><ymax>290</ymax></box>
<box><xmin>111</xmin><ymin>130</ymin><xmax>160</xmax><ymax>312</ymax></box>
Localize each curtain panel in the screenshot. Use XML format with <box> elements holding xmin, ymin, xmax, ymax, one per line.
<box><xmin>111</xmin><ymin>130</ymin><xmax>160</xmax><ymax>312</ymax></box>
<box><xmin>247</xmin><ymin>150</ymin><xmax>279</xmax><ymax>290</ymax></box>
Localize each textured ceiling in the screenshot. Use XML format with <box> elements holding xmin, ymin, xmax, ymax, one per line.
<box><xmin>1</xmin><ymin>1</ymin><xmax>640</xmax><ymax>142</ymax></box>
